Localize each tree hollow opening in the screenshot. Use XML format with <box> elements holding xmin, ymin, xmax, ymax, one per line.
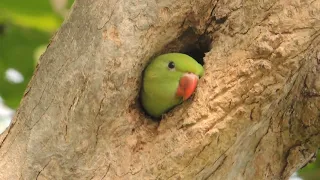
<box><xmin>161</xmin><ymin>27</ymin><xmax>212</xmax><ymax>66</ymax></box>
<box><xmin>136</xmin><ymin>28</ymin><xmax>212</xmax><ymax>120</ymax></box>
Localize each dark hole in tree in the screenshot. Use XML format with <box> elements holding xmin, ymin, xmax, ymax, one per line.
<box><xmin>161</xmin><ymin>27</ymin><xmax>212</xmax><ymax>66</ymax></box>
<box><xmin>214</xmin><ymin>16</ymin><xmax>228</xmax><ymax>24</ymax></box>
<box><xmin>180</xmin><ymin>34</ymin><xmax>211</xmax><ymax>66</ymax></box>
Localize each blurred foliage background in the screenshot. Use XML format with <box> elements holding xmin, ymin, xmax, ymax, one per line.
<box><xmin>299</xmin><ymin>152</ymin><xmax>320</xmax><ymax>180</ymax></box>
<box><xmin>0</xmin><ymin>0</ymin><xmax>318</xmax><ymax>179</ymax></box>
<box><xmin>0</xmin><ymin>0</ymin><xmax>73</xmax><ymax>108</ymax></box>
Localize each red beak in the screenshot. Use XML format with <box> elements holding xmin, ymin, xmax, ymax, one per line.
<box><xmin>176</xmin><ymin>73</ymin><xmax>199</xmax><ymax>100</ymax></box>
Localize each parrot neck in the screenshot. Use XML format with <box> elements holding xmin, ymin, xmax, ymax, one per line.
<box><xmin>141</xmin><ymin>89</ymin><xmax>182</xmax><ymax>118</ymax></box>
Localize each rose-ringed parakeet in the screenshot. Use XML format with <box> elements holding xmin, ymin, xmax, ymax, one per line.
<box><xmin>141</xmin><ymin>53</ymin><xmax>204</xmax><ymax>118</ymax></box>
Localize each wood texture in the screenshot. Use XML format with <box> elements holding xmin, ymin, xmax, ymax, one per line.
<box><xmin>0</xmin><ymin>0</ymin><xmax>319</xmax><ymax>179</ymax></box>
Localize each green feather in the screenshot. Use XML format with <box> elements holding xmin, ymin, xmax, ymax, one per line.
<box><xmin>141</xmin><ymin>53</ymin><xmax>204</xmax><ymax>118</ymax></box>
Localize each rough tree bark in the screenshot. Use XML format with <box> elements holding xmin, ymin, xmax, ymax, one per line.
<box><xmin>0</xmin><ymin>0</ymin><xmax>319</xmax><ymax>179</ymax></box>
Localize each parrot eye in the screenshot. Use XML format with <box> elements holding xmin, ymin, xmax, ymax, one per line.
<box><xmin>168</xmin><ymin>61</ymin><xmax>175</xmax><ymax>69</ymax></box>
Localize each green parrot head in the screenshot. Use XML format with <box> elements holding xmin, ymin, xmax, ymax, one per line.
<box><xmin>141</xmin><ymin>53</ymin><xmax>204</xmax><ymax>118</ymax></box>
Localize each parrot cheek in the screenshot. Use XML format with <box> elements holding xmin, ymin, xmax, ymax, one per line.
<box><xmin>176</xmin><ymin>73</ymin><xmax>199</xmax><ymax>100</ymax></box>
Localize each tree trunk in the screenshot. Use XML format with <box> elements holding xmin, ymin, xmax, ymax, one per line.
<box><xmin>0</xmin><ymin>0</ymin><xmax>319</xmax><ymax>179</ymax></box>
